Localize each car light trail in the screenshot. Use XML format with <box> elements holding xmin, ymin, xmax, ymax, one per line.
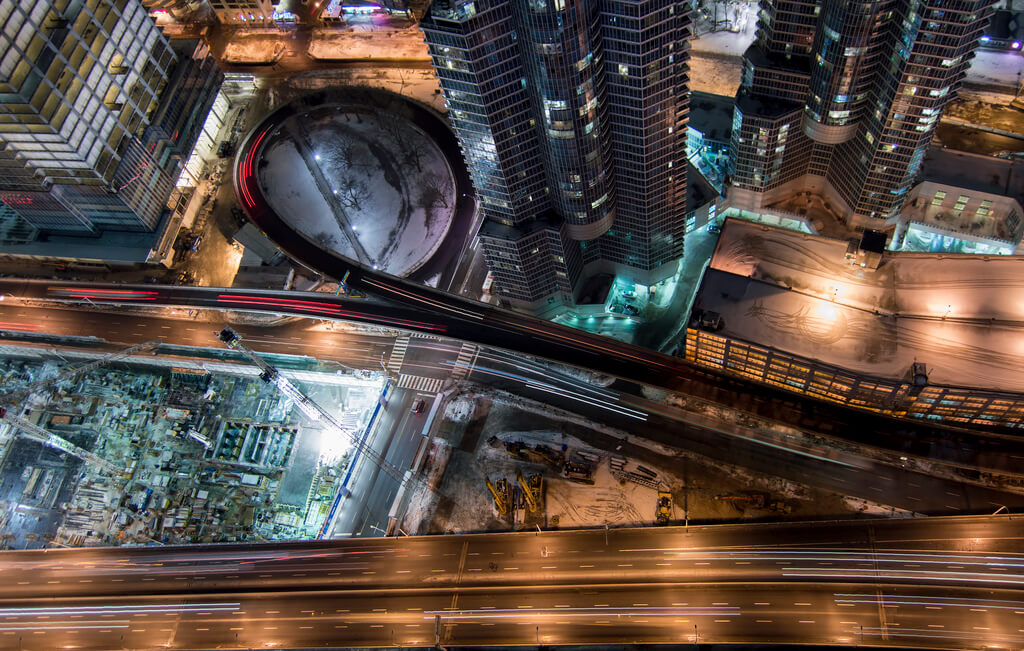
<box><xmin>835</xmin><ymin>594</ymin><xmax>1024</xmax><ymax>610</ymax></box>
<box><xmin>525</xmin><ymin>381</ymin><xmax>648</xmax><ymax>421</ymax></box>
<box><xmin>215</xmin><ymin>294</ymin><xmax>446</xmax><ymax>332</ymax></box>
<box><xmin>0</xmin><ymin>603</ymin><xmax>241</xmax><ymax>616</ymax></box>
<box><xmin>425</xmin><ymin>606</ymin><xmax>742</xmax><ymax>620</ymax></box>
<box><xmin>510</xmin><ymin>320</ymin><xmax>678</xmax><ymax>371</ymax></box>
<box><xmin>47</xmin><ymin>287</ymin><xmax>159</xmax><ymax>301</ymax></box>
<box><xmin>361</xmin><ymin>278</ymin><xmax>484</xmax><ymax>321</ymax></box>
<box><xmin>0</xmin><ymin>321</ymin><xmax>38</xmax><ymax>331</ymax></box>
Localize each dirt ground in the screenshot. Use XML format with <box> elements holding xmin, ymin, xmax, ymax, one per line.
<box><xmin>405</xmin><ymin>395</ymin><xmax>893</xmax><ymax>535</ymax></box>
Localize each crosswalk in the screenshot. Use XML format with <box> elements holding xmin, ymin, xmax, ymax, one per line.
<box><xmin>397</xmin><ymin>374</ymin><xmax>445</xmax><ymax>393</ymax></box>
<box><xmin>450</xmin><ymin>342</ymin><xmax>479</xmax><ymax>380</ymax></box>
<box><xmin>386</xmin><ymin>335</ymin><xmax>410</xmax><ymax>374</ymax></box>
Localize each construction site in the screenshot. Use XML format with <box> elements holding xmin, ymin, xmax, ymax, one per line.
<box><xmin>401</xmin><ymin>392</ymin><xmax>904</xmax><ymax>536</ymax></box>
<box><xmin>0</xmin><ymin>334</ymin><xmax>385</xmax><ymax>549</ymax></box>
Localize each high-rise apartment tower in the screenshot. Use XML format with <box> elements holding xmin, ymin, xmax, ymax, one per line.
<box><xmin>730</xmin><ymin>0</ymin><xmax>996</xmax><ymax>225</ymax></box>
<box><xmin>421</xmin><ymin>0</ymin><xmax>691</xmax><ymax>308</ymax></box>
<box><xmin>0</xmin><ymin>0</ymin><xmax>220</xmax><ymax>235</ymax></box>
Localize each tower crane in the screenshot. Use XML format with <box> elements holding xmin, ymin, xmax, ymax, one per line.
<box><xmin>0</xmin><ymin>407</ymin><xmax>122</xmax><ymax>476</ymax></box>
<box><xmin>0</xmin><ymin>339</ymin><xmax>161</xmax><ymax>476</ymax></box>
<box><xmin>1</xmin><ymin>340</ymin><xmax>162</xmax><ymax>407</ymax></box>
<box><xmin>216</xmin><ymin>327</ymin><xmax>416</xmax><ymax>490</ymax></box>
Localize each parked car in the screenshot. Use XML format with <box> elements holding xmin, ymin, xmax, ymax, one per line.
<box><xmin>707</xmin><ymin>222</ymin><xmax>722</xmax><ymax>234</ymax></box>
<box><xmin>623</xmin><ymin>304</ymin><xmax>639</xmax><ymax>316</ymax></box>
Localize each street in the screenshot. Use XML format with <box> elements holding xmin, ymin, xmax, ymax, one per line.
<box><xmin>0</xmin><ymin>516</ymin><xmax>1018</xmax><ymax>649</ymax></box>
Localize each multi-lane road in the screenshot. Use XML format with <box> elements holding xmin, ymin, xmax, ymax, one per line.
<box><xmin>0</xmin><ymin>516</ymin><xmax>1020</xmax><ymax>650</ymax></box>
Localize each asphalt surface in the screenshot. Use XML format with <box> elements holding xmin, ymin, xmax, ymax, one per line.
<box><xmin>0</xmin><ymin>515</ymin><xmax>1019</xmax><ymax>649</ymax></box>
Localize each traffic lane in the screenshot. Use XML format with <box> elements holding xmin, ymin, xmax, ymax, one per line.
<box><xmin>0</xmin><ymin>303</ymin><xmax>396</xmax><ymax>372</ymax></box>
<box><xmin>8</xmin><ymin>583</ymin><xmax>1024</xmax><ymax>650</ymax></box>
<box><xmin>4</xmin><ymin>528</ymin><xmax>1024</xmax><ymax>600</ymax></box>
<box><xmin>399</xmin><ymin>337</ymin><xmax>464</xmax><ymax>380</ymax></box>
<box><xmin>350</xmin><ymin>389</ymin><xmax>427</xmax><ymax>537</ymax></box>
<box><xmin>1</xmin><ymin>514</ymin><xmax>1020</xmax><ymax>568</ymax></box>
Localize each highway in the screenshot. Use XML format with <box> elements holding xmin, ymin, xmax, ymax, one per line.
<box><xmin>3</xmin><ymin>298</ymin><xmax>1024</xmax><ymax>517</ymax></box>
<box><xmin>0</xmin><ymin>515</ymin><xmax>1020</xmax><ymax>649</ymax></box>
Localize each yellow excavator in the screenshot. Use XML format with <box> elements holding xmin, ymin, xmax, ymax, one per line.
<box><xmin>656</xmin><ymin>491</ymin><xmax>673</xmax><ymax>525</ymax></box>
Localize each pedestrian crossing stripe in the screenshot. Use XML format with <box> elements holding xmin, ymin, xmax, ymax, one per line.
<box><xmin>410</xmin><ymin>332</ymin><xmax>440</xmax><ymax>340</ymax></box>
<box><xmin>450</xmin><ymin>342</ymin><xmax>479</xmax><ymax>380</ymax></box>
<box><xmin>387</xmin><ymin>335</ymin><xmax>410</xmax><ymax>374</ymax></box>
<box><xmin>397</xmin><ymin>374</ymin><xmax>445</xmax><ymax>393</ymax></box>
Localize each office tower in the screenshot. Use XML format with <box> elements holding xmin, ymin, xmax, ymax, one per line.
<box><xmin>730</xmin><ymin>0</ymin><xmax>996</xmax><ymax>225</ymax></box>
<box><xmin>202</xmin><ymin>0</ymin><xmax>273</xmax><ymax>23</ymax></box>
<box><xmin>0</xmin><ymin>0</ymin><xmax>219</xmax><ymax>236</ymax></box>
<box><xmin>421</xmin><ymin>0</ymin><xmax>690</xmax><ymax>309</ymax></box>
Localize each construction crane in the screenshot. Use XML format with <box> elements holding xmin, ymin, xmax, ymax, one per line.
<box><xmin>0</xmin><ymin>340</ymin><xmax>162</xmax><ymax>476</ymax></box>
<box><xmin>216</xmin><ymin>327</ymin><xmax>413</xmax><ymax>489</ymax></box>
<box><xmin>1</xmin><ymin>340</ymin><xmax>162</xmax><ymax>407</ymax></box>
<box><xmin>0</xmin><ymin>406</ymin><xmax>122</xmax><ymax>476</ymax></box>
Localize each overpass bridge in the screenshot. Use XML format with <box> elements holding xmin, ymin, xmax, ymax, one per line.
<box><xmin>0</xmin><ymin>515</ymin><xmax>1018</xmax><ymax>650</ymax></box>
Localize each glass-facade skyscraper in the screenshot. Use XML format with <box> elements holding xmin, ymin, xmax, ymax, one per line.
<box><xmin>730</xmin><ymin>0</ymin><xmax>996</xmax><ymax>225</ymax></box>
<box><xmin>421</xmin><ymin>0</ymin><xmax>691</xmax><ymax>309</ymax></box>
<box><xmin>0</xmin><ymin>0</ymin><xmax>221</xmax><ymax>235</ymax></box>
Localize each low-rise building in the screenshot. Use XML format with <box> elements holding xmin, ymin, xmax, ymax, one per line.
<box><xmin>686</xmin><ymin>218</ymin><xmax>1024</xmax><ymax>429</ymax></box>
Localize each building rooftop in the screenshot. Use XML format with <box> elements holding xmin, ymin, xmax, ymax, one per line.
<box><xmin>689</xmin><ymin>91</ymin><xmax>735</xmax><ymax>144</ymax></box>
<box><xmin>921</xmin><ymin>145</ymin><xmax>1024</xmax><ymax>202</ymax></box>
<box><xmin>694</xmin><ymin>218</ymin><xmax>1024</xmax><ymax>393</ymax></box>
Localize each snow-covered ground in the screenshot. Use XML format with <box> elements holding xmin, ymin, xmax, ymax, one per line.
<box><xmin>402</xmin><ymin>391</ymin><xmax>891</xmax><ymax>535</ymax></box>
<box><xmin>704</xmin><ymin>219</ymin><xmax>1024</xmax><ymax>392</ymax></box>
<box><xmin>309</xmin><ymin>27</ymin><xmax>430</xmax><ymax>61</ymax></box>
<box><xmin>222</xmin><ymin>37</ymin><xmax>284</xmax><ymax>64</ymax></box>
<box><xmin>258</xmin><ymin>110</ymin><xmax>456</xmax><ymax>276</ymax></box>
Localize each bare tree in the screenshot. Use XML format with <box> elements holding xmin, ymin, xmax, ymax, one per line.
<box><xmin>336</xmin><ymin>177</ymin><xmax>370</xmax><ymax>212</ymax></box>
<box><xmin>420</xmin><ymin>171</ymin><xmax>452</xmax><ymax>211</ymax></box>
<box><xmin>379</xmin><ymin>117</ymin><xmax>423</xmax><ymax>172</ymax></box>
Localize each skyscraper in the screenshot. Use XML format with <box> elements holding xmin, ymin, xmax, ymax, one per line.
<box><xmin>730</xmin><ymin>0</ymin><xmax>996</xmax><ymax>225</ymax></box>
<box><xmin>0</xmin><ymin>0</ymin><xmax>220</xmax><ymax>236</ymax></box>
<box><xmin>421</xmin><ymin>0</ymin><xmax>691</xmax><ymax>309</ymax></box>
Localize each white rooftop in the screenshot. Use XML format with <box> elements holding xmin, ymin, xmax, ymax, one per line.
<box><xmin>696</xmin><ymin>219</ymin><xmax>1024</xmax><ymax>393</ymax></box>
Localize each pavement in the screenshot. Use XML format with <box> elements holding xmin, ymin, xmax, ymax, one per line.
<box><xmin>0</xmin><ymin>515</ymin><xmax>1020</xmax><ymax>650</ymax></box>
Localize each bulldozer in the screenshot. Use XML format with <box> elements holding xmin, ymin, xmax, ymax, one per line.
<box><xmin>656</xmin><ymin>491</ymin><xmax>673</xmax><ymax>525</ymax></box>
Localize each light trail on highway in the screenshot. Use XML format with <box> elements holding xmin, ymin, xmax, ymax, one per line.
<box><xmin>0</xmin><ymin>516</ymin><xmax>1020</xmax><ymax>649</ymax></box>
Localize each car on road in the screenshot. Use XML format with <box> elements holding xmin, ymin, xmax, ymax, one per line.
<box><xmin>411</xmin><ymin>399</ymin><xmax>426</xmax><ymax>415</ymax></box>
<box><xmin>623</xmin><ymin>304</ymin><xmax>639</xmax><ymax>316</ymax></box>
<box><xmin>707</xmin><ymin>222</ymin><xmax>722</xmax><ymax>234</ymax></box>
